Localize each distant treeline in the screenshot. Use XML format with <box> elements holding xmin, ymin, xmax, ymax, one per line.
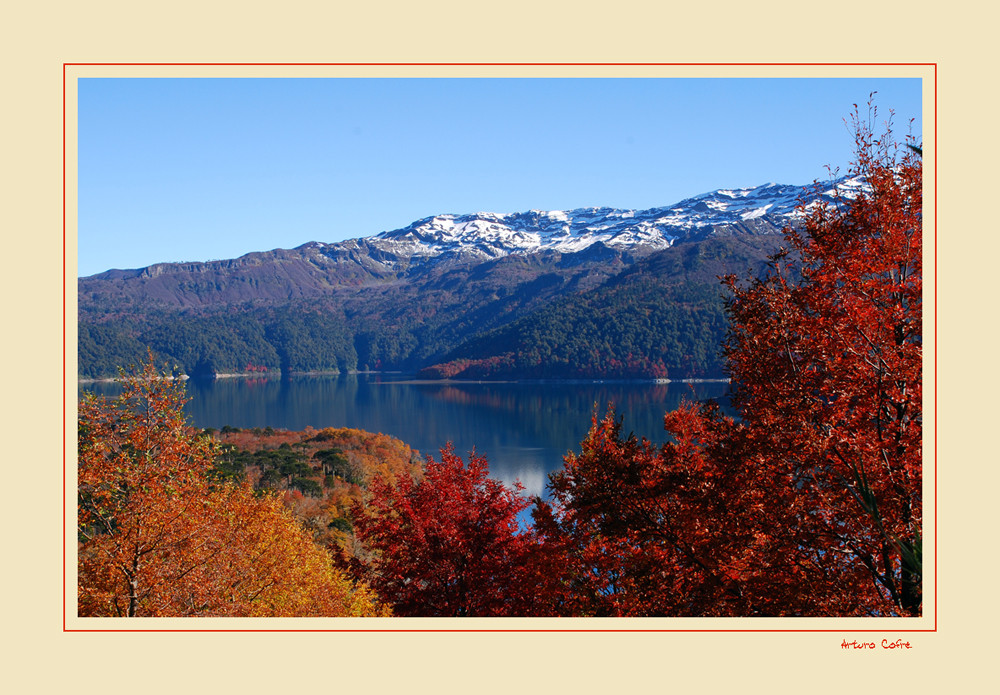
<box><xmin>79</xmin><ymin>236</ymin><xmax>785</xmax><ymax>381</ymax></box>
<box><xmin>79</xmin><ymin>282</ymin><xmax>728</xmax><ymax>381</ymax></box>
<box><xmin>79</xmin><ymin>307</ymin><xmax>355</xmax><ymax>379</ymax></box>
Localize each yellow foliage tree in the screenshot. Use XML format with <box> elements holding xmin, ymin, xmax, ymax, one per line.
<box><xmin>77</xmin><ymin>355</ymin><xmax>388</xmax><ymax>617</ymax></box>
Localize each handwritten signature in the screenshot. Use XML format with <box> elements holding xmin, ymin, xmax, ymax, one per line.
<box><xmin>841</xmin><ymin>639</ymin><xmax>913</xmax><ymax>650</ymax></box>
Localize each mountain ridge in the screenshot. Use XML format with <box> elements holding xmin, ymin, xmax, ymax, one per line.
<box><xmin>83</xmin><ymin>174</ymin><xmax>860</xmax><ymax>281</ymax></box>
<box><xmin>78</xmin><ymin>175</ymin><xmax>856</xmax><ymax>380</ymax></box>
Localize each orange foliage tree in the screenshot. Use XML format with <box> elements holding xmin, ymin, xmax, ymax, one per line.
<box><xmin>541</xmin><ymin>102</ymin><xmax>923</xmax><ymax>616</ymax></box>
<box><xmin>77</xmin><ymin>355</ymin><xmax>387</xmax><ymax>617</ymax></box>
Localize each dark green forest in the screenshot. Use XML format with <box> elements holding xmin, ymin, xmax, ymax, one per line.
<box><xmin>79</xmin><ymin>236</ymin><xmax>784</xmax><ymax>381</ymax></box>
<box><xmin>420</xmin><ymin>278</ymin><xmax>728</xmax><ymax>379</ymax></box>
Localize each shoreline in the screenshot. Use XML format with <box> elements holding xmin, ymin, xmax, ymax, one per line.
<box><xmin>79</xmin><ymin>370</ymin><xmax>730</xmax><ymax>386</ymax></box>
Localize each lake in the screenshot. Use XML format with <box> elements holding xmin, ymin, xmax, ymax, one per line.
<box><xmin>80</xmin><ymin>374</ymin><xmax>732</xmax><ymax>499</ymax></box>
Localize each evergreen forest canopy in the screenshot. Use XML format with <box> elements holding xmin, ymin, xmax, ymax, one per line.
<box><xmin>77</xmin><ymin>103</ymin><xmax>922</xmax><ymax>618</ymax></box>
<box><xmin>78</xmin><ymin>218</ymin><xmax>788</xmax><ymax>382</ymax></box>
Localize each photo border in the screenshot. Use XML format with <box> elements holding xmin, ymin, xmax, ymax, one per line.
<box><xmin>64</xmin><ymin>62</ymin><xmax>937</xmax><ymax>635</ymax></box>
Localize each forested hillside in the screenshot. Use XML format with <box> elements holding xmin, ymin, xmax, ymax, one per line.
<box><xmin>421</xmin><ymin>236</ymin><xmax>772</xmax><ymax>379</ymax></box>
<box><xmin>79</xmin><ymin>235</ymin><xmax>785</xmax><ymax>380</ymax></box>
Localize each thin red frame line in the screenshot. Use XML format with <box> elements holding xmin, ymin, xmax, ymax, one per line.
<box><xmin>63</xmin><ymin>63</ymin><xmax>937</xmax><ymax>70</ymax></box>
<box><xmin>64</xmin><ymin>62</ymin><xmax>937</xmax><ymax>633</ymax></box>
<box><xmin>64</xmin><ymin>628</ymin><xmax>939</xmax><ymax>633</ymax></box>
<box><xmin>63</xmin><ymin>62</ymin><xmax>68</xmax><ymax>633</ymax></box>
<box><xmin>63</xmin><ymin>62</ymin><xmax>936</xmax><ymax>68</ymax></box>
<box><xmin>933</xmin><ymin>63</ymin><xmax>938</xmax><ymax>633</ymax></box>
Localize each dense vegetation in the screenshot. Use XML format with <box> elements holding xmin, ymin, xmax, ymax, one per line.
<box><xmin>78</xmin><ymin>235</ymin><xmax>784</xmax><ymax>381</ymax></box>
<box><xmin>77</xmin><ymin>359</ymin><xmax>395</xmax><ymax>617</ymax></box>
<box><xmin>210</xmin><ymin>422</ymin><xmax>422</xmax><ymax>553</ymax></box>
<box><xmin>79</xmin><ymin>307</ymin><xmax>356</xmax><ymax>379</ymax></box>
<box><xmin>421</xmin><ymin>277</ymin><xmax>729</xmax><ymax>379</ymax></box>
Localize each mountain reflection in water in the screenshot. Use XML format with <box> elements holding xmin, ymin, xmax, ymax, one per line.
<box><xmin>80</xmin><ymin>374</ymin><xmax>732</xmax><ymax>499</ymax></box>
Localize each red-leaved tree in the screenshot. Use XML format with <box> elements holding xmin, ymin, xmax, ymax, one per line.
<box><xmin>719</xmin><ymin>101</ymin><xmax>923</xmax><ymax>615</ymax></box>
<box><xmin>541</xmin><ymin>101</ymin><xmax>923</xmax><ymax>616</ymax></box>
<box><xmin>350</xmin><ymin>444</ymin><xmax>560</xmax><ymax>616</ymax></box>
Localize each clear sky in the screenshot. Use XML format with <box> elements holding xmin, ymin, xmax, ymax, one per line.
<box><xmin>78</xmin><ymin>77</ymin><xmax>922</xmax><ymax>277</ymax></box>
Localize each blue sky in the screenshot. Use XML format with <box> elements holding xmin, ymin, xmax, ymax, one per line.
<box><xmin>78</xmin><ymin>77</ymin><xmax>922</xmax><ymax>277</ymax></box>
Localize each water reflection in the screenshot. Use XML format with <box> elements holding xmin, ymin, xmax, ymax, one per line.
<box><xmin>80</xmin><ymin>374</ymin><xmax>732</xmax><ymax>500</ymax></box>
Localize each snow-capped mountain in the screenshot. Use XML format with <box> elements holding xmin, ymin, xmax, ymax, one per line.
<box><xmin>81</xmin><ymin>173</ymin><xmax>868</xmax><ymax>314</ymax></box>
<box><xmin>308</xmin><ymin>175</ymin><xmax>863</xmax><ymax>267</ymax></box>
<box><xmin>80</xmin><ymin>174</ymin><xmax>866</xmax><ymax>379</ymax></box>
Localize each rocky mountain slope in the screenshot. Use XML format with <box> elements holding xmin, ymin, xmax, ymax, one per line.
<box><xmin>79</xmin><ymin>176</ymin><xmax>856</xmax><ymax>380</ymax></box>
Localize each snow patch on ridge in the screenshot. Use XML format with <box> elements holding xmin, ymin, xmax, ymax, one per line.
<box><xmin>342</xmin><ymin>175</ymin><xmax>867</xmax><ymax>267</ymax></box>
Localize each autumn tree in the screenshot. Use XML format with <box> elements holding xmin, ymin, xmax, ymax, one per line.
<box><xmin>78</xmin><ymin>354</ymin><xmax>387</xmax><ymax>617</ymax></box>
<box><xmin>350</xmin><ymin>444</ymin><xmax>559</xmax><ymax>616</ymax></box>
<box><xmin>543</xmin><ymin>101</ymin><xmax>923</xmax><ymax>616</ymax></box>
<box><xmin>717</xmin><ymin>101</ymin><xmax>923</xmax><ymax>615</ymax></box>
<box><xmin>537</xmin><ymin>406</ymin><xmax>757</xmax><ymax>616</ymax></box>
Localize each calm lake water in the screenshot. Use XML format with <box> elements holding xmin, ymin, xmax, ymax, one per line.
<box><xmin>80</xmin><ymin>374</ymin><xmax>732</xmax><ymax>499</ymax></box>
